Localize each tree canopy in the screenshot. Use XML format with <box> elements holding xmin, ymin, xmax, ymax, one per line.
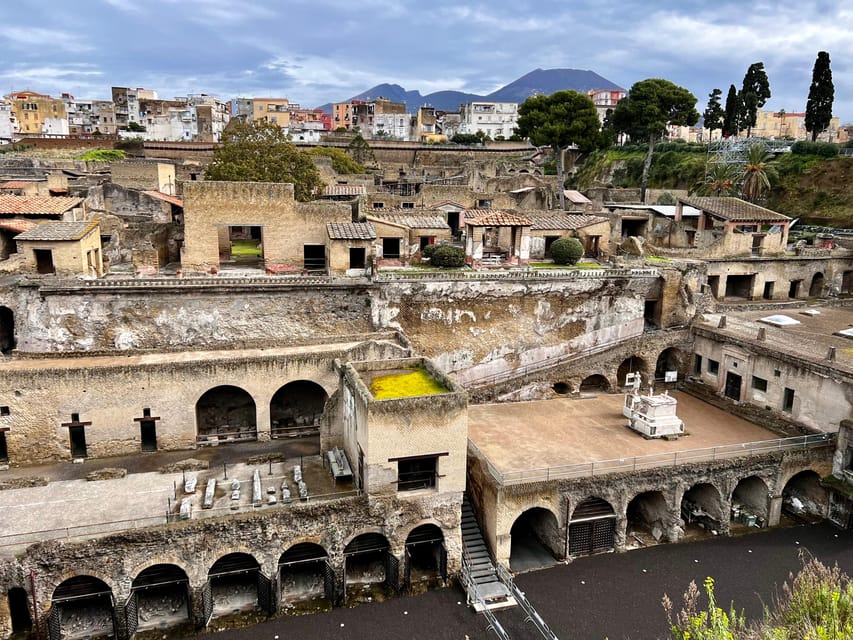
<box><xmin>739</xmin><ymin>62</ymin><xmax>771</xmax><ymax>137</ymax></box>
<box><xmin>205</xmin><ymin>120</ymin><xmax>323</xmax><ymax>201</ymax></box>
<box><xmin>516</xmin><ymin>90</ymin><xmax>603</xmax><ymax>208</ymax></box>
<box><xmin>703</xmin><ymin>89</ymin><xmax>724</xmax><ymax>139</ymax></box>
<box><xmin>722</xmin><ymin>84</ymin><xmax>740</xmax><ymax>138</ymax></box>
<box><xmin>308</xmin><ymin>146</ymin><xmax>365</xmax><ymax>174</ymax></box>
<box><xmin>805</xmin><ymin>51</ymin><xmax>835</xmax><ymax>142</ymax></box>
<box><xmin>611</xmin><ymin>78</ymin><xmax>698</xmax><ymax>202</ymax></box>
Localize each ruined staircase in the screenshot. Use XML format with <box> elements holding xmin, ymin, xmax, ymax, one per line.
<box><xmin>462</xmin><ymin>495</ymin><xmax>515</xmax><ymax>612</ymax></box>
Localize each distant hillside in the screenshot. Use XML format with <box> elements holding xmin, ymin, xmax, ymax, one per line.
<box><xmin>317</xmin><ymin>68</ymin><xmax>624</xmax><ymax>113</ymax></box>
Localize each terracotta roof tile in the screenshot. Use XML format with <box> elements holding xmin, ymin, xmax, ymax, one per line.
<box><xmin>142</xmin><ymin>191</ymin><xmax>183</xmax><ymax>207</ymax></box>
<box><xmin>15</xmin><ymin>221</ymin><xmax>98</xmax><ymax>242</ymax></box>
<box><xmin>326</xmin><ymin>221</ymin><xmax>376</xmax><ymax>240</ymax></box>
<box><xmin>464</xmin><ymin>210</ymin><xmax>531</xmax><ymax>226</ymax></box>
<box><xmin>322</xmin><ymin>185</ymin><xmax>367</xmax><ymax>197</ymax></box>
<box><xmin>679</xmin><ymin>197</ymin><xmax>790</xmax><ymax>222</ymax></box>
<box><xmin>528</xmin><ymin>214</ymin><xmax>608</xmax><ymax>230</ymax></box>
<box><xmin>0</xmin><ymin>195</ymin><xmax>83</xmax><ymax>216</ymax></box>
<box><xmin>0</xmin><ymin>181</ymin><xmax>35</xmax><ymax>189</ymax></box>
<box><xmin>370</xmin><ymin>214</ymin><xmax>449</xmax><ymax>229</ymax></box>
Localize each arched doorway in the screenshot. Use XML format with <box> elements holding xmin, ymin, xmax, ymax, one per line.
<box><xmin>552</xmin><ymin>382</ymin><xmax>571</xmax><ymax>395</ymax></box>
<box><xmin>626</xmin><ymin>491</ymin><xmax>672</xmax><ymax>545</ymax></box>
<box><xmin>809</xmin><ymin>272</ymin><xmax>825</xmax><ymax>297</ymax></box>
<box><xmin>50</xmin><ymin>576</ymin><xmax>115</xmax><ymax>640</ymax></box>
<box><xmin>207</xmin><ymin>553</ymin><xmax>265</xmax><ymax>618</ymax></box>
<box><xmin>510</xmin><ymin>508</ymin><xmax>561</xmax><ymax>571</ymax></box>
<box><xmin>655</xmin><ymin>348</ymin><xmax>683</xmax><ymax>383</ymax></box>
<box><xmin>279</xmin><ymin>543</ymin><xmax>333</xmax><ymax>610</ymax></box>
<box><xmin>569</xmin><ymin>497</ymin><xmax>616</xmax><ymax>556</ymax></box>
<box><xmin>270</xmin><ymin>381</ymin><xmax>328</xmax><ymax>439</ymax></box>
<box><xmin>404</xmin><ymin>524</ymin><xmax>447</xmax><ymax>592</ymax></box>
<box><xmin>7</xmin><ymin>587</ymin><xmax>32</xmax><ymax>634</ymax></box>
<box><xmin>783</xmin><ymin>470</ymin><xmax>829</xmax><ymax>522</ymax></box>
<box><xmin>731</xmin><ymin>476</ymin><xmax>770</xmax><ymax>528</ymax></box>
<box><xmin>681</xmin><ymin>483</ymin><xmax>724</xmax><ymax>536</ymax></box>
<box><xmin>128</xmin><ymin>564</ymin><xmax>191</xmax><ymax>635</ymax></box>
<box><xmin>0</xmin><ymin>306</ymin><xmax>13</xmax><ymax>355</ymax></box>
<box><xmin>343</xmin><ymin>532</ymin><xmax>395</xmax><ymax>604</ymax></box>
<box><xmin>195</xmin><ymin>386</ymin><xmax>257</xmax><ymax>444</ymax></box>
<box><xmin>579</xmin><ymin>375</ymin><xmax>610</xmax><ymax>393</ymax></box>
<box><xmin>617</xmin><ymin>356</ymin><xmax>647</xmax><ymax>389</ymax></box>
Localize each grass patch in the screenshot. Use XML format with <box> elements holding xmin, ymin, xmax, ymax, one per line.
<box><xmin>77</xmin><ymin>148</ymin><xmax>126</xmax><ymax>161</ymax></box>
<box><xmin>369</xmin><ymin>367</ymin><xmax>448</xmax><ymax>400</ymax></box>
<box><xmin>230</xmin><ymin>239</ymin><xmax>262</xmax><ymax>257</ymax></box>
<box><xmin>646</xmin><ymin>256</ymin><xmax>671</xmax><ymax>263</ymax></box>
<box><xmin>530</xmin><ymin>261</ymin><xmax>602</xmax><ymax>269</ymax></box>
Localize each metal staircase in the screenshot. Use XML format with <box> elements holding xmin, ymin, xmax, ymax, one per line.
<box><xmin>461</xmin><ymin>496</ymin><xmax>515</xmax><ymax>612</ymax></box>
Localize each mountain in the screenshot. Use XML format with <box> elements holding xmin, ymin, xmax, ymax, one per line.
<box><xmin>317</xmin><ymin>68</ymin><xmax>624</xmax><ymax>113</ymax></box>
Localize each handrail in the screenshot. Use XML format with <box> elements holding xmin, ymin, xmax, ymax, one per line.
<box><xmin>497</xmin><ymin>564</ymin><xmax>559</xmax><ymax>640</ymax></box>
<box><xmin>373</xmin><ymin>267</ymin><xmax>659</xmax><ymax>282</ymax></box>
<box><xmin>478</xmin><ymin>432</ymin><xmax>835</xmax><ymax>486</ymax></box>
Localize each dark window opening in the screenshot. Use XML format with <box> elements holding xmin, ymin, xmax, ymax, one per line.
<box><xmin>398</xmin><ymin>456</ymin><xmax>437</xmax><ymax>491</ymax></box>
<box><xmin>382</xmin><ymin>237</ymin><xmax>401</xmax><ymax>260</ymax></box>
<box><xmin>693</xmin><ymin>354</ymin><xmax>703</xmax><ymax>375</ymax></box>
<box><xmin>34</xmin><ymin>249</ymin><xmax>55</xmax><ymax>275</ymax></box>
<box><xmin>303</xmin><ymin>244</ymin><xmax>326</xmax><ymax>271</ymax></box>
<box><xmin>763</xmin><ymin>281</ymin><xmax>774</xmax><ymax>300</ymax></box>
<box><xmin>544</xmin><ymin>235</ymin><xmax>560</xmax><ymax>257</ymax></box>
<box><xmin>419</xmin><ymin>236</ymin><xmax>434</xmax><ymax>251</ymax></box>
<box><xmin>402</xmin><ymin>202</ymin><xmax>415</xmax><ymax>209</ymax></box>
<box><xmin>349</xmin><ymin>247</ymin><xmax>366</xmax><ymax>269</ymax></box>
<box><xmin>372</xmin><ymin>202</ymin><xmax>385</xmax><ymax>209</ymax></box>
<box><xmin>477</xmin><ymin>199</ymin><xmax>491</xmax><ymax>208</ymax></box>
<box><xmin>752</xmin><ymin>376</ymin><xmax>768</xmax><ymax>392</ymax></box>
<box><xmin>0</xmin><ymin>406</ymin><xmax>8</xmax><ymax>416</ymax></box>
<box><xmin>783</xmin><ymin>387</ymin><xmax>795</xmax><ymax>413</ymax></box>
<box><xmin>707</xmin><ymin>359</ymin><xmax>719</xmax><ymax>375</ymax></box>
<box><xmin>143</xmin><ymin>407</ymin><xmax>151</xmax><ymax>418</ymax></box>
<box><xmin>71</xmin><ymin>412</ymin><xmax>80</xmax><ymax>422</ymax></box>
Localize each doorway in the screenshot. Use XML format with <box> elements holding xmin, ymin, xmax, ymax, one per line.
<box><xmin>34</xmin><ymin>249</ymin><xmax>55</xmax><ymax>274</ymax></box>
<box><xmin>724</xmin><ymin>372</ymin><xmax>742</xmax><ymax>401</ymax></box>
<box><xmin>303</xmin><ymin>245</ymin><xmax>326</xmax><ymax>272</ymax></box>
<box><xmin>349</xmin><ymin>247</ymin><xmax>366</xmax><ymax>270</ymax></box>
<box><xmin>0</xmin><ymin>431</ymin><xmax>7</xmax><ymax>462</ymax></box>
<box><xmin>7</xmin><ymin>587</ymin><xmax>32</xmax><ymax>633</ymax></box>
<box><xmin>69</xmin><ymin>426</ymin><xmax>87</xmax><ymax>458</ymax></box>
<box><xmin>763</xmin><ymin>281</ymin><xmax>774</xmax><ymax>300</ymax></box>
<box><xmin>382</xmin><ymin>237</ymin><xmax>401</xmax><ymax>260</ymax></box>
<box><xmin>789</xmin><ymin>280</ymin><xmax>802</xmax><ymax>298</ymax></box>
<box><xmin>446</xmin><ymin>212</ymin><xmax>460</xmax><ymax>238</ymax></box>
<box><xmin>140</xmin><ymin>420</ymin><xmax>157</xmax><ymax>452</ymax></box>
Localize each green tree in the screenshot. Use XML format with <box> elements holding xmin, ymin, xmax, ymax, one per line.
<box><xmin>805</xmin><ymin>51</ymin><xmax>835</xmax><ymax>142</ymax></box>
<box><xmin>739</xmin><ymin>62</ymin><xmax>771</xmax><ymax>137</ymax></box>
<box><xmin>346</xmin><ymin>132</ymin><xmax>374</xmax><ymax>165</ymax></box>
<box><xmin>516</xmin><ymin>90</ymin><xmax>603</xmax><ymax>209</ymax></box>
<box><xmin>695</xmin><ymin>162</ymin><xmax>739</xmax><ymax>196</ymax></box>
<box><xmin>703</xmin><ymin>89</ymin><xmax>724</xmax><ymax>141</ymax></box>
<box><xmin>740</xmin><ymin>143</ymin><xmax>776</xmax><ymax>203</ymax></box>
<box><xmin>309</xmin><ymin>147</ymin><xmax>365</xmax><ymax>174</ymax></box>
<box><xmin>205</xmin><ymin>120</ymin><xmax>323</xmax><ymax>201</ymax></box>
<box><xmin>722</xmin><ymin>85</ymin><xmax>740</xmax><ymax>138</ymax></box>
<box><xmin>611</xmin><ymin>78</ymin><xmax>699</xmax><ymax>203</ymax></box>
<box><xmin>550</xmin><ymin>237</ymin><xmax>584</xmax><ymax>265</ymax></box>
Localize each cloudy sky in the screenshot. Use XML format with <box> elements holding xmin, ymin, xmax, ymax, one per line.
<box><xmin>1</xmin><ymin>0</ymin><xmax>851</xmax><ymax>121</ymax></box>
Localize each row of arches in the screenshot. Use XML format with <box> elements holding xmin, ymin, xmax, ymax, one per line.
<box><xmin>508</xmin><ymin>470</ymin><xmax>827</xmax><ymax>571</ymax></box>
<box><xmin>553</xmin><ymin>348</ymin><xmax>687</xmax><ymax>396</ymax></box>
<box><xmin>16</xmin><ymin>525</ymin><xmax>447</xmax><ymax>640</ymax></box>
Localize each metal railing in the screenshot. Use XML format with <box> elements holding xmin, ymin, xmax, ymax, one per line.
<box><xmin>496</xmin><ymin>564</ymin><xmax>558</xmax><ymax>640</ymax></box>
<box><xmin>373</xmin><ymin>267</ymin><xmax>659</xmax><ymax>282</ymax></box>
<box><xmin>475</xmin><ymin>433</ymin><xmax>835</xmax><ymax>486</ymax></box>
<box><xmin>38</xmin><ymin>274</ymin><xmax>356</xmax><ymax>290</ymax></box>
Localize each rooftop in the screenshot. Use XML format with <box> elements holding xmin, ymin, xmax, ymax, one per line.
<box><xmin>528</xmin><ymin>214</ymin><xmax>608</xmax><ymax>231</ymax></box>
<box><xmin>15</xmin><ymin>220</ymin><xmax>98</xmax><ymax>242</ymax></box>
<box><xmin>465</xmin><ymin>210</ymin><xmax>531</xmax><ymax>226</ymax></box>
<box><xmin>321</xmin><ymin>185</ymin><xmax>367</xmax><ymax>197</ymax></box>
<box><xmin>679</xmin><ymin>197</ymin><xmax>791</xmax><ymax>222</ymax></box>
<box><xmin>369</xmin><ymin>213</ymin><xmax>449</xmax><ymax>229</ymax></box>
<box><xmin>326</xmin><ymin>221</ymin><xmax>376</xmax><ymax>240</ymax></box>
<box><xmin>0</xmin><ymin>195</ymin><xmax>84</xmax><ymax>216</ymax></box>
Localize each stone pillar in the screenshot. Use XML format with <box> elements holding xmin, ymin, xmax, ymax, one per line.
<box><xmin>494</xmin><ymin>533</ymin><xmax>511</xmax><ymax>567</ymax></box>
<box><xmin>188</xmin><ymin>582</ymin><xmax>208</xmax><ymax>629</ymax></box>
<box><xmin>613</xmin><ymin>516</ymin><xmax>628</xmax><ymax>552</ymax></box>
<box><xmin>767</xmin><ymin>495</ymin><xmax>783</xmax><ymax>527</ymax></box>
<box><xmin>255</xmin><ymin>401</ymin><xmax>271</xmax><ymax>442</ymax></box>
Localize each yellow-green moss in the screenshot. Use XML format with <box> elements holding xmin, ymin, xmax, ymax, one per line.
<box><xmin>369</xmin><ymin>368</ymin><xmax>448</xmax><ymax>400</ymax></box>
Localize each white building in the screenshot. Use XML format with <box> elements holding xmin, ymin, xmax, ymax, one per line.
<box><xmin>459</xmin><ymin>101</ymin><xmax>519</xmax><ymax>139</ymax></box>
<box><xmin>0</xmin><ymin>103</ymin><xmax>14</xmax><ymax>142</ymax></box>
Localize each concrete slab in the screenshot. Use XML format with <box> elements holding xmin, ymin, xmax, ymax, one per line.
<box><xmin>468</xmin><ymin>391</ymin><xmax>780</xmax><ymax>475</ymax></box>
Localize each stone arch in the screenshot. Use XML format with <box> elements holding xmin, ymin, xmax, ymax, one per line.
<box><xmin>509</xmin><ymin>507</ymin><xmax>561</xmax><ymax>571</ymax></box>
<box><xmin>654</xmin><ymin>347</ymin><xmax>686</xmax><ymax>382</ymax></box>
<box><xmin>343</xmin><ymin>532</ymin><xmax>394</xmax><ymax>604</ymax></box>
<box><xmin>782</xmin><ymin>470</ymin><xmax>829</xmax><ymax>520</ymax></box>
<box><xmin>552</xmin><ymin>381</ymin><xmax>571</xmax><ymax>395</ymax></box>
<box><xmin>579</xmin><ymin>374</ymin><xmax>610</xmax><ymax>393</ymax></box>
<box><xmin>131</xmin><ymin>564</ymin><xmax>192</xmax><ymax>630</ymax></box>
<box><xmin>269</xmin><ymin>380</ymin><xmax>329</xmax><ymax>439</ymax></box>
<box><xmin>731</xmin><ymin>475</ymin><xmax>770</xmax><ymax>527</ymax></box>
<box><xmin>404</xmin><ymin>523</ymin><xmax>446</xmax><ymax>590</ymax></box>
<box><xmin>278</xmin><ymin>542</ymin><xmax>332</xmax><ymax>607</ymax></box>
<box><xmin>626</xmin><ymin>490</ymin><xmax>675</xmax><ymax>544</ymax></box>
<box><xmin>809</xmin><ymin>272</ymin><xmax>826</xmax><ymax>297</ymax></box>
<box><xmin>0</xmin><ymin>306</ymin><xmax>14</xmax><ymax>355</ymax></box>
<box><xmin>195</xmin><ymin>385</ymin><xmax>257</xmax><ymax>443</ymax></box>
<box><xmin>51</xmin><ymin>575</ymin><xmax>116</xmax><ymax>640</ymax></box>
<box><xmin>568</xmin><ymin>496</ymin><xmax>616</xmax><ymax>556</ymax></box>
<box><xmin>681</xmin><ymin>482</ymin><xmax>725</xmax><ymax>534</ymax></box>
<box><xmin>207</xmin><ymin>552</ymin><xmax>262</xmax><ymax>617</ymax></box>
<box><xmin>617</xmin><ymin>356</ymin><xmax>648</xmax><ymax>389</ymax></box>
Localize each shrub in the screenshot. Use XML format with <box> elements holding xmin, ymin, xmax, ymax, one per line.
<box><xmin>78</xmin><ymin>149</ymin><xmax>126</xmax><ymax>161</ymax></box>
<box><xmin>550</xmin><ymin>237</ymin><xmax>584</xmax><ymax>265</ymax></box>
<box><xmin>421</xmin><ymin>244</ymin><xmax>438</xmax><ymax>259</ymax></box>
<box><xmin>430</xmin><ymin>244</ymin><xmax>465</xmax><ymax>267</ymax></box>
<box><xmin>791</xmin><ymin>141</ymin><xmax>839</xmax><ymax>157</ymax></box>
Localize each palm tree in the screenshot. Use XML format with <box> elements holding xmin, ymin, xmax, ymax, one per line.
<box><xmin>694</xmin><ymin>161</ymin><xmax>739</xmax><ymax>196</ymax></box>
<box><xmin>740</xmin><ymin>143</ymin><xmax>776</xmax><ymax>203</ymax></box>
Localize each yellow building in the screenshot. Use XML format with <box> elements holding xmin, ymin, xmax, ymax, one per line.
<box><xmin>7</xmin><ymin>91</ymin><xmax>67</xmax><ymax>135</ymax></box>
<box><xmin>752</xmin><ymin>110</ymin><xmax>843</xmax><ymax>142</ymax></box>
<box><xmin>15</xmin><ymin>220</ymin><xmax>104</xmax><ymax>276</ymax></box>
<box><xmin>251</xmin><ymin>98</ymin><xmax>291</xmax><ymax>128</ymax></box>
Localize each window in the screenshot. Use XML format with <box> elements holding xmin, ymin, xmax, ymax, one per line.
<box><xmin>401</xmin><ymin>202</ymin><xmax>415</xmax><ymax>209</ymax></box>
<box><xmin>477</xmin><ymin>199</ymin><xmax>491</xmax><ymax>208</ymax></box>
<box><xmin>707</xmin><ymin>359</ymin><xmax>719</xmax><ymax>375</ymax></box>
<box><xmin>783</xmin><ymin>387</ymin><xmax>795</xmax><ymax>413</ymax></box>
<box><xmin>751</xmin><ymin>376</ymin><xmax>768</xmax><ymax>392</ymax></box>
<box><xmin>396</xmin><ymin>455</ymin><xmax>438</xmax><ymax>491</ymax></box>
<box><xmin>0</xmin><ymin>406</ymin><xmax>9</xmax><ymax>416</ymax></box>
<box><xmin>372</xmin><ymin>202</ymin><xmax>384</xmax><ymax>209</ymax></box>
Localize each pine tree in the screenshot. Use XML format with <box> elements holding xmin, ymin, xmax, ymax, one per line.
<box><xmin>805</xmin><ymin>51</ymin><xmax>834</xmax><ymax>142</ymax></box>
<box><xmin>740</xmin><ymin>62</ymin><xmax>771</xmax><ymax>137</ymax></box>
<box><xmin>703</xmin><ymin>89</ymin><xmax>724</xmax><ymax>140</ymax></box>
<box><xmin>722</xmin><ymin>85</ymin><xmax>740</xmax><ymax>138</ymax></box>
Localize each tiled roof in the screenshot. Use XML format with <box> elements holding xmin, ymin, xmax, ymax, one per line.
<box><xmin>679</xmin><ymin>197</ymin><xmax>790</xmax><ymax>222</ymax></box>
<box><xmin>15</xmin><ymin>221</ymin><xmax>98</xmax><ymax>242</ymax></box>
<box><xmin>0</xmin><ymin>195</ymin><xmax>83</xmax><ymax>215</ymax></box>
<box><xmin>528</xmin><ymin>214</ymin><xmax>608</xmax><ymax>231</ymax></box>
<box><xmin>0</xmin><ymin>219</ymin><xmax>37</xmax><ymax>234</ymax></box>
<box><xmin>564</xmin><ymin>189</ymin><xmax>592</xmax><ymax>204</ymax></box>
<box><xmin>142</xmin><ymin>191</ymin><xmax>183</xmax><ymax>207</ymax></box>
<box><xmin>464</xmin><ymin>210</ymin><xmax>531</xmax><ymax>226</ymax></box>
<box><xmin>322</xmin><ymin>185</ymin><xmax>367</xmax><ymax>197</ymax></box>
<box><xmin>326</xmin><ymin>221</ymin><xmax>376</xmax><ymax>240</ymax></box>
<box><xmin>371</xmin><ymin>214</ymin><xmax>449</xmax><ymax>229</ymax></box>
<box><xmin>0</xmin><ymin>181</ymin><xmax>35</xmax><ymax>189</ymax></box>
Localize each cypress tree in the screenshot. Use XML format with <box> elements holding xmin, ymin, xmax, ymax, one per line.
<box><xmin>740</xmin><ymin>62</ymin><xmax>771</xmax><ymax>137</ymax></box>
<box><xmin>722</xmin><ymin>85</ymin><xmax>740</xmax><ymax>138</ymax></box>
<box><xmin>805</xmin><ymin>51</ymin><xmax>834</xmax><ymax>142</ymax></box>
<box><xmin>703</xmin><ymin>88</ymin><xmax>724</xmax><ymax>140</ymax></box>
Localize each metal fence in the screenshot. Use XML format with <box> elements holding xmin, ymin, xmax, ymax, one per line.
<box><xmin>472</xmin><ymin>433</ymin><xmax>835</xmax><ymax>486</ymax></box>
<box><xmin>374</xmin><ymin>267</ymin><xmax>659</xmax><ymax>282</ymax></box>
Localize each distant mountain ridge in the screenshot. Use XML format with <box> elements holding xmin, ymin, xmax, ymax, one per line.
<box><xmin>317</xmin><ymin>68</ymin><xmax>623</xmax><ymax>113</ymax></box>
